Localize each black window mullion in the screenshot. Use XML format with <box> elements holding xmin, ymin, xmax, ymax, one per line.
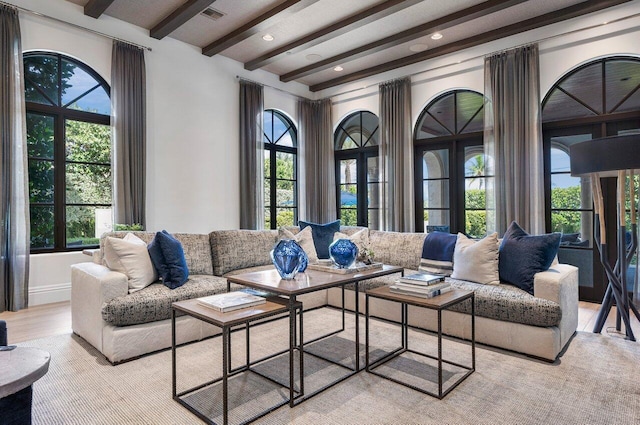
<box><xmin>270</xmin><ymin>148</ymin><xmax>277</xmax><ymax>229</ymax></box>
<box><xmin>54</xmin><ymin>113</ymin><xmax>65</xmax><ymax>250</ymax></box>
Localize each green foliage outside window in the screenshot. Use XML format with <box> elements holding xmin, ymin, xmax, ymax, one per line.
<box><xmin>551</xmin><ymin>186</ymin><xmax>581</xmax><ymax>234</ymax></box>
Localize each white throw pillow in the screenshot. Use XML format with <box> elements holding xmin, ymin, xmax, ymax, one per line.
<box><xmin>278</xmin><ymin>226</ymin><xmax>318</xmax><ymax>263</ymax></box>
<box><xmin>103</xmin><ymin>233</ymin><xmax>157</xmax><ymax>293</ymax></box>
<box><xmin>334</xmin><ymin>228</ymin><xmax>370</xmax><ymax>262</ymax></box>
<box><xmin>451</xmin><ymin>232</ymin><xmax>500</xmax><ymax>285</ymax></box>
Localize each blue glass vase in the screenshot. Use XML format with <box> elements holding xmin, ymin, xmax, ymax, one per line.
<box><xmin>297</xmin><ymin>246</ymin><xmax>308</xmax><ymax>273</ymax></box>
<box><xmin>329</xmin><ymin>238</ymin><xmax>358</xmax><ymax>269</ymax></box>
<box><xmin>271</xmin><ymin>239</ymin><xmax>301</xmax><ymax>280</ymax></box>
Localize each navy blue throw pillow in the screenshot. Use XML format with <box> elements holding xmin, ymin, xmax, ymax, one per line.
<box><xmin>148</xmin><ymin>230</ymin><xmax>189</xmax><ymax>289</ymax></box>
<box><xmin>499</xmin><ymin>221</ymin><xmax>561</xmax><ymax>295</ymax></box>
<box><xmin>299</xmin><ymin>219</ymin><xmax>341</xmax><ymax>259</ymax></box>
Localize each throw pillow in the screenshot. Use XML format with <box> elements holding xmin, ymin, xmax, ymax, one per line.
<box><xmin>299</xmin><ymin>219</ymin><xmax>341</xmax><ymax>259</ymax></box>
<box><xmin>148</xmin><ymin>230</ymin><xmax>189</xmax><ymax>289</ymax></box>
<box><xmin>451</xmin><ymin>232</ymin><xmax>500</xmax><ymax>285</ymax></box>
<box><xmin>103</xmin><ymin>233</ymin><xmax>157</xmax><ymax>293</ymax></box>
<box><xmin>418</xmin><ymin>231</ymin><xmax>457</xmax><ymax>276</ymax></box>
<box><xmin>499</xmin><ymin>221</ymin><xmax>561</xmax><ymax>295</ymax></box>
<box><xmin>278</xmin><ymin>226</ymin><xmax>318</xmax><ymax>263</ymax></box>
<box><xmin>333</xmin><ymin>228</ymin><xmax>370</xmax><ymax>262</ymax></box>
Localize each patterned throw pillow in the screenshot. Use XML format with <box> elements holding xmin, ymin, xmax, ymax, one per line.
<box><xmin>418</xmin><ymin>231</ymin><xmax>457</xmax><ymax>276</ymax></box>
<box><xmin>451</xmin><ymin>232</ymin><xmax>500</xmax><ymax>285</ymax></box>
<box><xmin>104</xmin><ymin>233</ymin><xmax>157</xmax><ymax>293</ymax></box>
<box><xmin>278</xmin><ymin>226</ymin><xmax>318</xmax><ymax>263</ymax></box>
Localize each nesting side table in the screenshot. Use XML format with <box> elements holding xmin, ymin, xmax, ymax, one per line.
<box><xmin>365</xmin><ymin>287</ymin><xmax>475</xmax><ymax>399</ymax></box>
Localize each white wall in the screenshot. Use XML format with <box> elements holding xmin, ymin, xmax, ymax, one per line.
<box><xmin>13</xmin><ymin>0</ymin><xmax>640</xmax><ymax>305</ymax></box>
<box><xmin>14</xmin><ymin>0</ymin><xmax>310</xmax><ymax>305</ymax></box>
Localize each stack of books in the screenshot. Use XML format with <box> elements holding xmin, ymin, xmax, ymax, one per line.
<box><xmin>197</xmin><ymin>291</ymin><xmax>266</xmax><ymax>313</ymax></box>
<box><xmin>389</xmin><ymin>272</ymin><xmax>451</xmax><ymax>298</ymax></box>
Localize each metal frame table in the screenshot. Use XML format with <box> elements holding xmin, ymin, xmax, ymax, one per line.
<box><xmin>226</xmin><ymin>264</ymin><xmax>404</xmax><ymax>406</ymax></box>
<box><xmin>365</xmin><ymin>286</ymin><xmax>475</xmax><ymax>399</ymax></box>
<box><xmin>172</xmin><ymin>297</ymin><xmax>301</xmax><ymax>425</ymax></box>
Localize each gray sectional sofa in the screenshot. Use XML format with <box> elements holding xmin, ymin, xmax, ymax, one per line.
<box><xmin>71</xmin><ymin>227</ymin><xmax>578</xmax><ymax>364</ymax></box>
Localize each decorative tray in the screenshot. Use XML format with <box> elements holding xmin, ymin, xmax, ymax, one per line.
<box><xmin>306</xmin><ymin>262</ymin><xmax>383</xmax><ymax>274</ymax></box>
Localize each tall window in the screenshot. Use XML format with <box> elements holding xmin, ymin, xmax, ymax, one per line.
<box><xmin>542</xmin><ymin>56</ymin><xmax>640</xmax><ymax>301</ymax></box>
<box><xmin>25</xmin><ymin>52</ymin><xmax>111</xmax><ymax>252</ymax></box>
<box><xmin>334</xmin><ymin>111</ymin><xmax>380</xmax><ymax>228</ymax></box>
<box><xmin>263</xmin><ymin>109</ymin><xmax>298</xmax><ymax>229</ymax></box>
<box><xmin>414</xmin><ymin>90</ymin><xmax>486</xmax><ymax>237</ymax></box>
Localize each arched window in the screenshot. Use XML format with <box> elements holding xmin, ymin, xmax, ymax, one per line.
<box><xmin>542</xmin><ymin>56</ymin><xmax>640</xmax><ymax>301</ymax></box>
<box><xmin>25</xmin><ymin>52</ymin><xmax>111</xmax><ymax>252</ymax></box>
<box><xmin>334</xmin><ymin>111</ymin><xmax>379</xmax><ymax>228</ymax></box>
<box><xmin>263</xmin><ymin>109</ymin><xmax>298</xmax><ymax>229</ymax></box>
<box><xmin>414</xmin><ymin>90</ymin><xmax>486</xmax><ymax>237</ymax></box>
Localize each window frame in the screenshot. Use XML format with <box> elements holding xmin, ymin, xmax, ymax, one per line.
<box><xmin>263</xmin><ymin>109</ymin><xmax>298</xmax><ymax>230</ymax></box>
<box><xmin>334</xmin><ymin>110</ymin><xmax>380</xmax><ymax>228</ymax></box>
<box><xmin>25</xmin><ymin>52</ymin><xmax>111</xmax><ymax>253</ymax></box>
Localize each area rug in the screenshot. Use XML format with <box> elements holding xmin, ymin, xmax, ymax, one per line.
<box><xmin>18</xmin><ymin>308</ymin><xmax>640</xmax><ymax>424</ymax></box>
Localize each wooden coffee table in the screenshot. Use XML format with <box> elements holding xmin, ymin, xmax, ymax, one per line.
<box><xmin>226</xmin><ymin>265</ymin><xmax>404</xmax><ymax>405</ymax></box>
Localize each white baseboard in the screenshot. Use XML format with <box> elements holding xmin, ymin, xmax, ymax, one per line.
<box><xmin>29</xmin><ymin>282</ymin><xmax>71</xmax><ymax>306</ymax></box>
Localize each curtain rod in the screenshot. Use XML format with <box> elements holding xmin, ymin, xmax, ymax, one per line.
<box><xmin>329</xmin><ymin>10</ymin><xmax>640</xmax><ymax>100</ymax></box>
<box><xmin>235</xmin><ymin>76</ymin><xmax>312</xmax><ymax>101</ymax></box>
<box><xmin>1</xmin><ymin>1</ymin><xmax>152</xmax><ymax>52</ymax></box>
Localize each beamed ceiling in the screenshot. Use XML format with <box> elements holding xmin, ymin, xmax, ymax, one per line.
<box><xmin>67</xmin><ymin>0</ymin><xmax>632</xmax><ymax>92</ymax></box>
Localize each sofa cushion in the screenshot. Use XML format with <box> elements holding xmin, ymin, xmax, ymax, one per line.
<box><xmin>451</xmin><ymin>233</ymin><xmax>500</xmax><ymax>285</ymax></box>
<box><xmin>152</xmin><ymin>231</ymin><xmax>189</xmax><ymax>289</ymax></box>
<box><xmin>101</xmin><ymin>275</ymin><xmax>245</xmax><ymax>326</ymax></box>
<box><xmin>100</xmin><ymin>232</ymin><xmax>214</xmax><ymax>276</ymax></box>
<box><xmin>368</xmin><ymin>230</ymin><xmax>427</xmax><ymax>270</ymax></box>
<box><xmin>210</xmin><ymin>230</ymin><xmax>278</xmax><ymax>276</ymax></box>
<box><xmin>279</xmin><ymin>226</ymin><xmax>318</xmax><ymax>263</ymax></box>
<box><xmin>419</xmin><ymin>231</ymin><xmax>457</xmax><ymax>276</ymax></box>
<box><xmin>299</xmin><ymin>220</ymin><xmax>341</xmax><ymax>259</ymax></box>
<box><xmin>103</xmin><ymin>233</ymin><xmax>157</xmax><ymax>293</ymax></box>
<box><xmin>446</xmin><ymin>278</ymin><xmax>562</xmax><ymax>327</ymax></box>
<box><xmin>499</xmin><ymin>221</ymin><xmax>561</xmax><ymax>295</ymax></box>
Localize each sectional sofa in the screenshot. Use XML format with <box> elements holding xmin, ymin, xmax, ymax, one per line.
<box><xmin>71</xmin><ymin>227</ymin><xmax>578</xmax><ymax>364</ymax></box>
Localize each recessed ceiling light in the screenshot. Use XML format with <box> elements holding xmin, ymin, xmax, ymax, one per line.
<box><xmin>262</xmin><ymin>34</ymin><xmax>274</xmax><ymax>41</ymax></box>
<box><xmin>305</xmin><ymin>53</ymin><xmax>322</xmax><ymax>61</ymax></box>
<box><xmin>334</xmin><ymin>66</ymin><xmax>344</xmax><ymax>72</ymax></box>
<box><xmin>431</xmin><ymin>32</ymin><xmax>443</xmax><ymax>40</ymax></box>
<box><xmin>409</xmin><ymin>43</ymin><xmax>428</xmax><ymax>52</ymax></box>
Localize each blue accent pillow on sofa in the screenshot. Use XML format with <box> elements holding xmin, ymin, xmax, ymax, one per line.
<box><xmin>419</xmin><ymin>231</ymin><xmax>457</xmax><ymax>276</ymax></box>
<box><xmin>299</xmin><ymin>220</ymin><xmax>341</xmax><ymax>259</ymax></box>
<box><xmin>148</xmin><ymin>230</ymin><xmax>189</xmax><ymax>289</ymax></box>
<box><xmin>499</xmin><ymin>221</ymin><xmax>561</xmax><ymax>295</ymax></box>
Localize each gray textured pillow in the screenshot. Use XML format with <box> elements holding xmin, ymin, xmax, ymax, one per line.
<box><xmin>451</xmin><ymin>232</ymin><xmax>499</xmax><ymax>285</ymax></box>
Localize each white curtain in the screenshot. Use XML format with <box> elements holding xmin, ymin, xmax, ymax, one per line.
<box><xmin>0</xmin><ymin>5</ymin><xmax>29</xmax><ymax>312</ymax></box>
<box><xmin>239</xmin><ymin>80</ymin><xmax>264</xmax><ymax>229</ymax></box>
<box><xmin>298</xmin><ymin>98</ymin><xmax>335</xmax><ymax>223</ymax></box>
<box><xmin>379</xmin><ymin>77</ymin><xmax>414</xmax><ymax>232</ymax></box>
<box><xmin>484</xmin><ymin>44</ymin><xmax>545</xmax><ymax>235</ymax></box>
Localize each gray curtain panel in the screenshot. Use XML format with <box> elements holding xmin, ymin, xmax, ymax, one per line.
<box><xmin>239</xmin><ymin>80</ymin><xmax>264</xmax><ymax>229</ymax></box>
<box><xmin>112</xmin><ymin>41</ymin><xmax>147</xmax><ymax>228</ymax></box>
<box><xmin>0</xmin><ymin>5</ymin><xmax>29</xmax><ymax>312</ymax></box>
<box><xmin>484</xmin><ymin>44</ymin><xmax>545</xmax><ymax>235</ymax></box>
<box><xmin>298</xmin><ymin>98</ymin><xmax>336</xmax><ymax>223</ymax></box>
<box><xmin>379</xmin><ymin>77</ymin><xmax>414</xmax><ymax>232</ymax></box>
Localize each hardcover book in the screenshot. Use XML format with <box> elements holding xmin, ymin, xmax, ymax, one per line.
<box><xmin>398</xmin><ymin>272</ymin><xmax>445</xmax><ymax>286</ymax></box>
<box><xmin>389</xmin><ymin>285</ymin><xmax>453</xmax><ymax>299</ymax></box>
<box><xmin>197</xmin><ymin>292</ymin><xmax>266</xmax><ymax>313</ymax></box>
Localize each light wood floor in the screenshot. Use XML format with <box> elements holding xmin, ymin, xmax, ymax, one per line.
<box><xmin>2</xmin><ymin>300</ymin><xmax>640</xmax><ymax>345</ymax></box>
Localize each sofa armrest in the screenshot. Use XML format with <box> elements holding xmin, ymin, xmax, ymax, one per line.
<box><xmin>533</xmin><ymin>263</ymin><xmax>579</xmax><ymax>348</ymax></box>
<box><xmin>71</xmin><ymin>262</ymin><xmax>128</xmax><ymax>352</ymax></box>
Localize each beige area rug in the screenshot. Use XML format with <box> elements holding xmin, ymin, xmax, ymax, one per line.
<box><xmin>18</xmin><ymin>307</ymin><xmax>640</xmax><ymax>425</ymax></box>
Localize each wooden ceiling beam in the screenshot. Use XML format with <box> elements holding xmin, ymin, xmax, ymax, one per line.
<box><xmin>150</xmin><ymin>0</ymin><xmax>217</xmax><ymax>40</ymax></box>
<box><xmin>244</xmin><ymin>0</ymin><xmax>423</xmax><ymax>71</ymax></box>
<box><xmin>280</xmin><ymin>0</ymin><xmax>527</xmax><ymax>82</ymax></box>
<box><xmin>84</xmin><ymin>0</ymin><xmax>115</xmax><ymax>19</ymax></box>
<box><xmin>308</xmin><ymin>0</ymin><xmax>632</xmax><ymax>92</ymax></box>
<box><xmin>202</xmin><ymin>0</ymin><xmax>320</xmax><ymax>57</ymax></box>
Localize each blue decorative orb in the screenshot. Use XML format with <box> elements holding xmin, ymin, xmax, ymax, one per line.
<box><xmin>271</xmin><ymin>239</ymin><xmax>301</xmax><ymax>280</ymax></box>
<box><xmin>329</xmin><ymin>238</ymin><xmax>358</xmax><ymax>269</ymax></box>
